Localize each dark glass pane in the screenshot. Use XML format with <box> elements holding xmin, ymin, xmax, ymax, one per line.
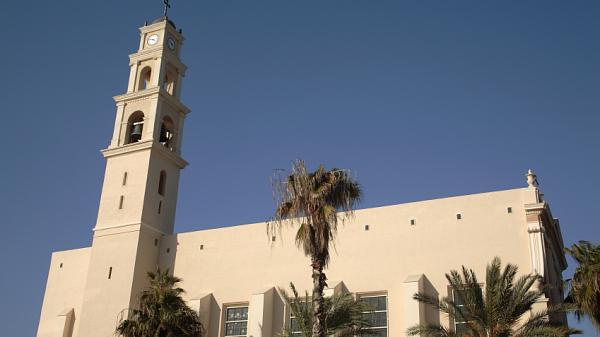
<box><xmin>455</xmin><ymin>323</ymin><xmax>469</xmax><ymax>337</ymax></box>
<box><xmin>453</xmin><ymin>287</ymin><xmax>482</xmax><ymax>306</ymax></box>
<box><xmin>455</xmin><ymin>306</ymin><xmax>467</xmax><ymax>323</ymax></box>
<box><xmin>225</xmin><ymin>321</ymin><xmax>247</xmax><ymax>336</ymax></box>
<box><xmin>290</xmin><ymin>317</ymin><xmax>299</xmax><ymax>332</ymax></box>
<box><xmin>360</xmin><ymin>296</ymin><xmax>387</xmax><ymax>311</ymax></box>
<box><xmin>453</xmin><ymin>290</ymin><xmax>465</xmax><ymax>306</ymax></box>
<box><xmin>363</xmin><ymin>312</ymin><xmax>387</xmax><ymax>328</ymax></box>
<box><xmin>227</xmin><ymin>307</ymin><xmax>248</xmax><ymax>321</ymax></box>
<box><xmin>361</xmin><ymin>328</ymin><xmax>387</xmax><ymax>337</ymax></box>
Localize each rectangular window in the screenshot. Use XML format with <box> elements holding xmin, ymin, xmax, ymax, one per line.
<box><xmin>289</xmin><ymin>298</ymin><xmax>309</xmax><ymax>337</ymax></box>
<box><xmin>452</xmin><ymin>287</ymin><xmax>482</xmax><ymax>336</ymax></box>
<box><xmin>359</xmin><ymin>294</ymin><xmax>388</xmax><ymax>337</ymax></box>
<box><xmin>225</xmin><ymin>306</ymin><xmax>248</xmax><ymax>336</ymax></box>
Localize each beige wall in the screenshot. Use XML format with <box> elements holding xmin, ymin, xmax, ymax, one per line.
<box><xmin>36</xmin><ymin>187</ymin><xmax>567</xmax><ymax>337</ymax></box>
<box><xmin>158</xmin><ymin>187</ymin><xmax>563</xmax><ymax>337</ymax></box>
<box><xmin>36</xmin><ymin>248</ymin><xmax>90</xmax><ymax>337</ymax></box>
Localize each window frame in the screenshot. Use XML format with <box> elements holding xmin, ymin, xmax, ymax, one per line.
<box><xmin>358</xmin><ymin>292</ymin><xmax>388</xmax><ymax>337</ymax></box>
<box><xmin>288</xmin><ymin>297</ymin><xmax>309</xmax><ymax>337</ymax></box>
<box><xmin>223</xmin><ymin>304</ymin><xmax>249</xmax><ymax>337</ymax></box>
<box><xmin>451</xmin><ymin>285</ymin><xmax>483</xmax><ymax>336</ymax></box>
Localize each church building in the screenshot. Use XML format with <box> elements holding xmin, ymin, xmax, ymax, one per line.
<box><xmin>36</xmin><ymin>15</ymin><xmax>568</xmax><ymax>337</ymax></box>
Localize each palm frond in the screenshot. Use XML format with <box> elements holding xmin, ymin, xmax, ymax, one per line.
<box><xmin>116</xmin><ymin>268</ymin><xmax>203</xmax><ymax>337</ymax></box>
<box><xmin>409</xmin><ymin>257</ymin><xmax>573</xmax><ymax>337</ymax></box>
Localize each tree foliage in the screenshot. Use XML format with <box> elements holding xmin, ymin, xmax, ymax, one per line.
<box><xmin>407</xmin><ymin>257</ymin><xmax>577</xmax><ymax>337</ymax></box>
<box><xmin>270</xmin><ymin>160</ymin><xmax>362</xmax><ymax>337</ymax></box>
<box><xmin>277</xmin><ymin>283</ymin><xmax>371</xmax><ymax>337</ymax></box>
<box><xmin>565</xmin><ymin>240</ymin><xmax>600</xmax><ymax>330</ymax></box>
<box><xmin>116</xmin><ymin>269</ymin><xmax>203</xmax><ymax>337</ymax></box>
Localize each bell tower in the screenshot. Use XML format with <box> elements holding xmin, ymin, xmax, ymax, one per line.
<box><xmin>77</xmin><ymin>17</ymin><xmax>189</xmax><ymax>337</ymax></box>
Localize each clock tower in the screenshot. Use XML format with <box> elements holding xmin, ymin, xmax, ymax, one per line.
<box><xmin>77</xmin><ymin>17</ymin><xmax>189</xmax><ymax>337</ymax></box>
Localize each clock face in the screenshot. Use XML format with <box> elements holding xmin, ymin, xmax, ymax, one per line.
<box><xmin>167</xmin><ymin>38</ymin><xmax>176</xmax><ymax>51</ymax></box>
<box><xmin>147</xmin><ymin>34</ymin><xmax>159</xmax><ymax>46</ymax></box>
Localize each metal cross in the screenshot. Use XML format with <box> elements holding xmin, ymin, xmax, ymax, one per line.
<box><xmin>163</xmin><ymin>0</ymin><xmax>171</xmax><ymax>17</ymax></box>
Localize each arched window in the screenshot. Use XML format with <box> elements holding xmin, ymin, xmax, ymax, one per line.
<box><xmin>158</xmin><ymin>171</ymin><xmax>167</xmax><ymax>196</ymax></box>
<box><xmin>163</xmin><ymin>72</ymin><xmax>175</xmax><ymax>95</ymax></box>
<box><xmin>138</xmin><ymin>67</ymin><xmax>152</xmax><ymax>91</ymax></box>
<box><xmin>159</xmin><ymin>116</ymin><xmax>175</xmax><ymax>150</ymax></box>
<box><xmin>126</xmin><ymin>111</ymin><xmax>144</xmax><ymax>144</ymax></box>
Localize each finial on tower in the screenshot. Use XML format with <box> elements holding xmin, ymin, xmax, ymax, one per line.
<box><xmin>526</xmin><ymin>169</ymin><xmax>539</xmax><ymax>188</ymax></box>
<box><xmin>163</xmin><ymin>0</ymin><xmax>171</xmax><ymax>18</ymax></box>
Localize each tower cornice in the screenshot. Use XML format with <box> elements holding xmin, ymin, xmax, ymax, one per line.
<box><xmin>113</xmin><ymin>87</ymin><xmax>191</xmax><ymax>115</ymax></box>
<box><xmin>101</xmin><ymin>140</ymin><xmax>188</xmax><ymax>169</ymax></box>
<box><xmin>128</xmin><ymin>49</ymin><xmax>187</xmax><ymax>75</ymax></box>
<box><xmin>139</xmin><ymin>19</ymin><xmax>183</xmax><ymax>42</ymax></box>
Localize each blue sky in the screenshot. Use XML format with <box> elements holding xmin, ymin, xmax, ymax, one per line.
<box><xmin>0</xmin><ymin>1</ymin><xmax>598</xmax><ymax>336</ymax></box>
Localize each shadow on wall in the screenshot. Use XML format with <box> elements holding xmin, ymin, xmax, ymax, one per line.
<box><xmin>422</xmin><ymin>276</ymin><xmax>440</xmax><ymax>326</ymax></box>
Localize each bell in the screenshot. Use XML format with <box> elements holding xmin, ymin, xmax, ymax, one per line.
<box><xmin>159</xmin><ymin>129</ymin><xmax>168</xmax><ymax>143</ymax></box>
<box><xmin>130</xmin><ymin>123</ymin><xmax>143</xmax><ymax>142</ymax></box>
<box><xmin>160</xmin><ymin>128</ymin><xmax>172</xmax><ymax>144</ymax></box>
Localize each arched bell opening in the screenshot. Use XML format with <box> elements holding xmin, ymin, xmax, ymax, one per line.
<box><xmin>159</xmin><ymin>116</ymin><xmax>175</xmax><ymax>150</ymax></box>
<box><xmin>125</xmin><ymin>111</ymin><xmax>144</xmax><ymax>144</ymax></box>
<box><xmin>138</xmin><ymin>67</ymin><xmax>152</xmax><ymax>91</ymax></box>
<box><xmin>163</xmin><ymin>72</ymin><xmax>175</xmax><ymax>95</ymax></box>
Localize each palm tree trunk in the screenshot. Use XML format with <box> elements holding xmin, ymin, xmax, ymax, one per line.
<box><xmin>311</xmin><ymin>256</ymin><xmax>327</xmax><ymax>337</ymax></box>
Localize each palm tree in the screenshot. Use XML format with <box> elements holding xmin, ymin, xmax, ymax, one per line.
<box><xmin>277</xmin><ymin>283</ymin><xmax>371</xmax><ymax>337</ymax></box>
<box><xmin>407</xmin><ymin>257</ymin><xmax>576</xmax><ymax>337</ymax></box>
<box><xmin>270</xmin><ymin>160</ymin><xmax>362</xmax><ymax>337</ymax></box>
<box><xmin>565</xmin><ymin>240</ymin><xmax>600</xmax><ymax>330</ymax></box>
<box><xmin>116</xmin><ymin>269</ymin><xmax>203</xmax><ymax>337</ymax></box>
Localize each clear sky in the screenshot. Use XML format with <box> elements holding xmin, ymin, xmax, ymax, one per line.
<box><xmin>0</xmin><ymin>1</ymin><xmax>598</xmax><ymax>336</ymax></box>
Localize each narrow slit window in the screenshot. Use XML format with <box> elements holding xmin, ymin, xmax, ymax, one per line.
<box><xmin>158</xmin><ymin>201</ymin><xmax>162</xmax><ymax>214</ymax></box>
<box><xmin>119</xmin><ymin>196</ymin><xmax>124</xmax><ymax>209</ymax></box>
<box><xmin>122</xmin><ymin>172</ymin><xmax>128</xmax><ymax>186</ymax></box>
<box><xmin>158</xmin><ymin>171</ymin><xmax>167</xmax><ymax>196</ymax></box>
<box><xmin>108</xmin><ymin>267</ymin><xmax>113</xmax><ymax>279</ymax></box>
<box><xmin>154</xmin><ymin>238</ymin><xmax>158</xmax><ymax>246</ymax></box>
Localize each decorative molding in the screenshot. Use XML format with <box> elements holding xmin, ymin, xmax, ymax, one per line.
<box><xmin>101</xmin><ymin>139</ymin><xmax>153</xmax><ymax>157</ymax></box>
<box><xmin>93</xmin><ymin>221</ymin><xmax>166</xmax><ymax>237</ymax></box>
<box><xmin>128</xmin><ymin>49</ymin><xmax>187</xmax><ymax>74</ymax></box>
<box><xmin>524</xmin><ymin>201</ymin><xmax>568</xmax><ymax>281</ymax></box>
<box><xmin>114</xmin><ymin>87</ymin><xmax>160</xmax><ymax>103</ymax></box>
<box><xmin>113</xmin><ymin>87</ymin><xmax>190</xmax><ymax>115</ymax></box>
<box><xmin>101</xmin><ymin>140</ymin><xmax>188</xmax><ymax>169</ymax></box>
